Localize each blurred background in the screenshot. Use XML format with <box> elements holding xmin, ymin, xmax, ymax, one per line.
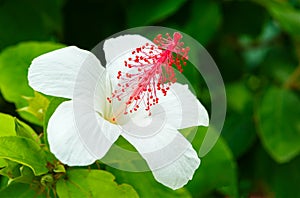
<box><xmin>0</xmin><ymin>0</ymin><xmax>300</xmax><ymax>197</ymax></box>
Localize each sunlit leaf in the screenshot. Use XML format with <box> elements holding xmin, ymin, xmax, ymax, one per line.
<box><xmin>0</xmin><ymin>42</ymin><xmax>64</xmax><ymax>125</ymax></box>
<box><xmin>0</xmin><ymin>161</ymin><xmax>35</xmax><ymax>186</ymax></box>
<box><xmin>257</xmin><ymin>87</ymin><xmax>300</xmax><ymax>163</ymax></box>
<box><xmin>108</xmin><ymin>168</ymin><xmax>192</xmax><ymax>198</ymax></box>
<box><xmin>14</xmin><ymin>118</ymin><xmax>40</xmax><ymax>143</ymax></box>
<box><xmin>18</xmin><ymin>92</ymin><xmax>50</xmax><ymax>125</ymax></box>
<box><xmin>56</xmin><ymin>169</ymin><xmax>138</xmax><ymax>198</ymax></box>
<box><xmin>0</xmin><ymin>113</ymin><xmax>16</xmax><ymax>137</ymax></box>
<box><xmin>0</xmin><ymin>136</ymin><xmax>48</xmax><ymax>175</ymax></box>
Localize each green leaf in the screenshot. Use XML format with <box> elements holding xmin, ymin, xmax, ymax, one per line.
<box><xmin>255</xmin><ymin>0</ymin><xmax>300</xmax><ymax>35</ymax></box>
<box><xmin>0</xmin><ymin>162</ymin><xmax>35</xmax><ymax>186</ymax></box>
<box><xmin>14</xmin><ymin>118</ymin><xmax>40</xmax><ymax>143</ymax></box>
<box><xmin>56</xmin><ymin>169</ymin><xmax>139</xmax><ymax>198</ymax></box>
<box><xmin>184</xmin><ymin>0</ymin><xmax>221</xmax><ymax>45</ymax></box>
<box><xmin>0</xmin><ymin>182</ymin><xmax>46</xmax><ymax>198</ymax></box>
<box><xmin>0</xmin><ymin>0</ymin><xmax>64</xmax><ymax>49</ymax></box>
<box><xmin>226</xmin><ymin>83</ymin><xmax>253</xmax><ymax>113</ymax></box>
<box><xmin>257</xmin><ymin>87</ymin><xmax>300</xmax><ymax>163</ymax></box>
<box><xmin>126</xmin><ymin>0</ymin><xmax>187</xmax><ymax>26</ymax></box>
<box><xmin>0</xmin><ymin>42</ymin><xmax>65</xmax><ymax>125</ymax></box>
<box><xmin>0</xmin><ymin>113</ymin><xmax>16</xmax><ymax>137</ymax></box>
<box><xmin>18</xmin><ymin>92</ymin><xmax>50</xmax><ymax>125</ymax></box>
<box><xmin>0</xmin><ymin>136</ymin><xmax>48</xmax><ymax>175</ymax></box>
<box><xmin>107</xmin><ymin>168</ymin><xmax>191</xmax><ymax>198</ymax></box>
<box><xmin>186</xmin><ymin>127</ymin><xmax>238</xmax><ymax>197</ymax></box>
<box><xmin>0</xmin><ymin>160</ymin><xmax>21</xmax><ymax>180</ymax></box>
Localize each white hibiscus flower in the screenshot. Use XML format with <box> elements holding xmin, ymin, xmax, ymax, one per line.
<box><xmin>28</xmin><ymin>33</ymin><xmax>209</xmax><ymax>190</ymax></box>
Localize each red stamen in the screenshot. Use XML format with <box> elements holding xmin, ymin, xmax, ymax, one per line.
<box><xmin>107</xmin><ymin>32</ymin><xmax>190</xmax><ymax>116</ymax></box>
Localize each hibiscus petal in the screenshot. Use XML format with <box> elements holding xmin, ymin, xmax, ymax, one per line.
<box><xmin>103</xmin><ymin>34</ymin><xmax>151</xmax><ymax>65</ymax></box>
<box><xmin>151</xmin><ymin>83</ymin><xmax>209</xmax><ymax>129</ymax></box>
<box><xmin>103</xmin><ymin>35</ymin><xmax>156</xmax><ymax>88</ymax></box>
<box><xmin>151</xmin><ymin>145</ymin><xmax>200</xmax><ymax>190</ymax></box>
<box><xmin>121</xmin><ymin>124</ymin><xmax>200</xmax><ymax>189</ymax></box>
<box><xmin>28</xmin><ymin>46</ymin><xmax>104</xmax><ymax>99</ymax></box>
<box><xmin>48</xmin><ymin>100</ymin><xmax>120</xmax><ymax>166</ymax></box>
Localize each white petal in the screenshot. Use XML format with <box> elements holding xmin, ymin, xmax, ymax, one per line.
<box><xmin>28</xmin><ymin>46</ymin><xmax>105</xmax><ymax>99</ymax></box>
<box><xmin>103</xmin><ymin>34</ymin><xmax>151</xmax><ymax>65</ymax></box>
<box><xmin>104</xmin><ymin>35</ymin><xmax>154</xmax><ymax>92</ymax></box>
<box><xmin>121</xmin><ymin>124</ymin><xmax>200</xmax><ymax>189</ymax></box>
<box><xmin>152</xmin><ymin>145</ymin><xmax>200</xmax><ymax>190</ymax></box>
<box><xmin>48</xmin><ymin>100</ymin><xmax>120</xmax><ymax>166</ymax></box>
<box><xmin>151</xmin><ymin>83</ymin><xmax>209</xmax><ymax>129</ymax></box>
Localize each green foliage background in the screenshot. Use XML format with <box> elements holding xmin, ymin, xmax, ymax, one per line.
<box><xmin>0</xmin><ymin>0</ymin><xmax>300</xmax><ymax>197</ymax></box>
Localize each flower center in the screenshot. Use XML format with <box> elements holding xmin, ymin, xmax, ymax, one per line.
<box><xmin>107</xmin><ymin>32</ymin><xmax>189</xmax><ymax>120</ymax></box>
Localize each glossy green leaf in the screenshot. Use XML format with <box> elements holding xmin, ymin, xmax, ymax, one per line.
<box><xmin>0</xmin><ymin>0</ymin><xmax>64</xmax><ymax>49</ymax></box>
<box><xmin>108</xmin><ymin>168</ymin><xmax>191</xmax><ymax>198</ymax></box>
<box><xmin>0</xmin><ymin>183</ymin><xmax>46</xmax><ymax>198</ymax></box>
<box><xmin>187</xmin><ymin>127</ymin><xmax>238</xmax><ymax>197</ymax></box>
<box><xmin>257</xmin><ymin>87</ymin><xmax>300</xmax><ymax>163</ymax></box>
<box><xmin>56</xmin><ymin>169</ymin><xmax>138</xmax><ymax>198</ymax></box>
<box><xmin>0</xmin><ymin>136</ymin><xmax>48</xmax><ymax>175</ymax></box>
<box><xmin>126</xmin><ymin>0</ymin><xmax>187</xmax><ymax>26</ymax></box>
<box><xmin>0</xmin><ymin>42</ymin><xmax>65</xmax><ymax>125</ymax></box>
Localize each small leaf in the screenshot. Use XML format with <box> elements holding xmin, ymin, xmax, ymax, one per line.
<box><xmin>40</xmin><ymin>174</ymin><xmax>54</xmax><ymax>187</ymax></box>
<box><xmin>0</xmin><ymin>136</ymin><xmax>48</xmax><ymax>175</ymax></box>
<box><xmin>56</xmin><ymin>169</ymin><xmax>139</xmax><ymax>198</ymax></box>
<box><xmin>18</xmin><ymin>92</ymin><xmax>50</xmax><ymax>125</ymax></box>
<box><xmin>14</xmin><ymin>118</ymin><xmax>40</xmax><ymax>143</ymax></box>
<box><xmin>53</xmin><ymin>164</ymin><xmax>66</xmax><ymax>173</ymax></box>
<box><xmin>0</xmin><ymin>42</ymin><xmax>64</xmax><ymax>125</ymax></box>
<box><xmin>7</xmin><ymin>166</ymin><xmax>35</xmax><ymax>186</ymax></box>
<box><xmin>257</xmin><ymin>87</ymin><xmax>300</xmax><ymax>163</ymax></box>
